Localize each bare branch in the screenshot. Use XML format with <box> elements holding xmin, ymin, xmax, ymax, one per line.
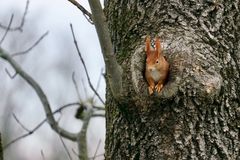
<box><xmin>92</xmin><ymin>140</ymin><xmax>101</xmax><ymax>160</ymax></box>
<box><xmin>41</xmin><ymin>150</ymin><xmax>46</xmax><ymax>160</ymax></box>
<box><xmin>93</xmin><ymin>68</ymin><xmax>104</xmax><ymax>101</ymax></box>
<box><xmin>12</xmin><ymin>31</ymin><xmax>49</xmax><ymax>57</ymax></box>
<box><xmin>92</xmin><ymin>113</ymin><xmax>105</xmax><ymax>118</ymax></box>
<box><xmin>88</xmin><ymin>0</ymin><xmax>123</xmax><ymax>100</ymax></box>
<box><xmin>72</xmin><ymin>148</ymin><xmax>79</xmax><ymax>158</ymax></box>
<box><xmin>59</xmin><ymin>135</ymin><xmax>73</xmax><ymax>160</ymax></box>
<box><xmin>0</xmin><ymin>14</ymin><xmax>14</xmax><ymax>46</ymax></box>
<box><xmin>55</xmin><ymin>102</ymin><xmax>80</xmax><ymax>114</ymax></box>
<box><xmin>77</xmin><ymin>109</ymin><xmax>93</xmax><ymax>160</ymax></box>
<box><xmin>0</xmin><ymin>49</ymin><xmax>78</xmax><ymax>141</ymax></box>
<box><xmin>5</xmin><ymin>68</ymin><xmax>17</xmax><ymax>79</ymax></box>
<box><xmin>0</xmin><ymin>0</ymin><xmax>29</xmax><ymax>32</ymax></box>
<box><xmin>72</xmin><ymin>72</ymin><xmax>82</xmax><ymax>102</ymax></box>
<box><xmin>68</xmin><ymin>0</ymin><xmax>93</xmax><ymax>24</ymax></box>
<box><xmin>81</xmin><ymin>78</ymin><xmax>89</xmax><ymax>100</ymax></box>
<box><xmin>12</xmin><ymin>113</ymin><xmax>31</xmax><ymax>132</ymax></box>
<box><xmin>70</xmin><ymin>24</ymin><xmax>105</xmax><ymax>105</ymax></box>
<box><xmin>89</xmin><ymin>153</ymin><xmax>104</xmax><ymax>160</ymax></box>
<box><xmin>93</xmin><ymin>105</ymin><xmax>105</xmax><ymax>111</ymax></box>
<box><xmin>3</xmin><ymin>102</ymin><xmax>80</xmax><ymax>149</ymax></box>
<box><xmin>3</xmin><ymin>120</ymin><xmax>44</xmax><ymax>149</ymax></box>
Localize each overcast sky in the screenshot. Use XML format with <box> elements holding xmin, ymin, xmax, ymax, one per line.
<box><xmin>0</xmin><ymin>0</ymin><xmax>105</xmax><ymax>159</ymax></box>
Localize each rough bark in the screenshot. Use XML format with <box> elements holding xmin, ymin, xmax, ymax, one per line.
<box><xmin>105</xmin><ymin>0</ymin><xmax>240</xmax><ymax>159</ymax></box>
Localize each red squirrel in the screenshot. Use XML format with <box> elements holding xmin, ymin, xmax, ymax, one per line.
<box><xmin>145</xmin><ymin>36</ymin><xmax>169</xmax><ymax>95</ymax></box>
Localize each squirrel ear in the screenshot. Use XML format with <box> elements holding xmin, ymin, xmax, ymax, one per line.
<box><xmin>145</xmin><ymin>35</ymin><xmax>151</xmax><ymax>56</ymax></box>
<box><xmin>155</xmin><ymin>37</ymin><xmax>161</xmax><ymax>57</ymax></box>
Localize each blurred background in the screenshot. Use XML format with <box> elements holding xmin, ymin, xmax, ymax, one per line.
<box><xmin>0</xmin><ymin>0</ymin><xmax>106</xmax><ymax>159</ymax></box>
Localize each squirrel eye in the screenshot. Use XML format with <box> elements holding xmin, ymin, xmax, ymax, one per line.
<box><xmin>156</xmin><ymin>60</ymin><xmax>159</xmax><ymax>63</ymax></box>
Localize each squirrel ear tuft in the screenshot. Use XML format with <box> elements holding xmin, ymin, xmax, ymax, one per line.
<box><xmin>155</xmin><ymin>37</ymin><xmax>161</xmax><ymax>57</ymax></box>
<box><xmin>145</xmin><ymin>35</ymin><xmax>151</xmax><ymax>56</ymax></box>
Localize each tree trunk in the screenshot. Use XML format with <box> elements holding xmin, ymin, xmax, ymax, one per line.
<box><xmin>104</xmin><ymin>0</ymin><xmax>240</xmax><ymax>159</ymax></box>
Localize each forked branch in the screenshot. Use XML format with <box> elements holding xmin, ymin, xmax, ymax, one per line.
<box><xmin>0</xmin><ymin>48</ymin><xmax>78</xmax><ymax>141</ymax></box>
<box><xmin>3</xmin><ymin>102</ymin><xmax>80</xmax><ymax>149</ymax></box>
<box><xmin>0</xmin><ymin>0</ymin><xmax>29</xmax><ymax>32</ymax></box>
<box><xmin>68</xmin><ymin>0</ymin><xmax>93</xmax><ymax>24</ymax></box>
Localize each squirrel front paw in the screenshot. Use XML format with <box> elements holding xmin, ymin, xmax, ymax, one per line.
<box><xmin>148</xmin><ymin>86</ymin><xmax>154</xmax><ymax>95</ymax></box>
<box><xmin>155</xmin><ymin>83</ymin><xmax>163</xmax><ymax>93</ymax></box>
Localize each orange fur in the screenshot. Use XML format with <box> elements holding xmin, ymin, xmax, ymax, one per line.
<box><xmin>145</xmin><ymin>36</ymin><xmax>169</xmax><ymax>95</ymax></box>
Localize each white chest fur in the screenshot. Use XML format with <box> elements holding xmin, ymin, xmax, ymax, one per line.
<box><xmin>150</xmin><ymin>69</ymin><xmax>161</xmax><ymax>83</ymax></box>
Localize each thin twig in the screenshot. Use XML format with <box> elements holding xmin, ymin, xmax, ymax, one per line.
<box><xmin>81</xmin><ymin>78</ymin><xmax>89</xmax><ymax>100</ymax></box>
<box><xmin>0</xmin><ymin>0</ymin><xmax>29</xmax><ymax>32</ymax></box>
<box><xmin>72</xmin><ymin>148</ymin><xmax>79</xmax><ymax>157</ymax></box>
<box><xmin>59</xmin><ymin>135</ymin><xmax>73</xmax><ymax>160</ymax></box>
<box><xmin>5</xmin><ymin>68</ymin><xmax>17</xmax><ymax>79</ymax></box>
<box><xmin>0</xmin><ymin>14</ymin><xmax>14</xmax><ymax>46</ymax></box>
<box><xmin>41</xmin><ymin>150</ymin><xmax>46</xmax><ymax>160</ymax></box>
<box><xmin>12</xmin><ymin>113</ymin><xmax>31</xmax><ymax>132</ymax></box>
<box><xmin>92</xmin><ymin>140</ymin><xmax>101</xmax><ymax>160</ymax></box>
<box><xmin>93</xmin><ymin>106</ymin><xmax>105</xmax><ymax>111</ymax></box>
<box><xmin>72</xmin><ymin>72</ymin><xmax>82</xmax><ymax>102</ymax></box>
<box><xmin>12</xmin><ymin>31</ymin><xmax>49</xmax><ymax>57</ymax></box>
<box><xmin>55</xmin><ymin>102</ymin><xmax>80</xmax><ymax>114</ymax></box>
<box><xmin>92</xmin><ymin>113</ymin><xmax>105</xmax><ymax>118</ymax></box>
<box><xmin>70</xmin><ymin>24</ymin><xmax>104</xmax><ymax>104</ymax></box>
<box><xmin>89</xmin><ymin>153</ymin><xmax>104</xmax><ymax>160</ymax></box>
<box><xmin>93</xmin><ymin>68</ymin><xmax>104</xmax><ymax>100</ymax></box>
<box><xmin>3</xmin><ymin>119</ymin><xmax>45</xmax><ymax>149</ymax></box>
<box><xmin>68</xmin><ymin>0</ymin><xmax>93</xmax><ymax>24</ymax></box>
<box><xmin>3</xmin><ymin>102</ymin><xmax>80</xmax><ymax>149</ymax></box>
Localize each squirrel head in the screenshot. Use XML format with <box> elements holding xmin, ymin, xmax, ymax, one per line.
<box><xmin>145</xmin><ymin>36</ymin><xmax>162</xmax><ymax>71</ymax></box>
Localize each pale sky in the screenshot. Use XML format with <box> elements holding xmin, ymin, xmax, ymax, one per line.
<box><xmin>0</xmin><ymin>0</ymin><xmax>105</xmax><ymax>159</ymax></box>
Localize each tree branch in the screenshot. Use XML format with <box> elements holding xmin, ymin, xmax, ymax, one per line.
<box><xmin>77</xmin><ymin>109</ymin><xmax>93</xmax><ymax>160</ymax></box>
<box><xmin>3</xmin><ymin>102</ymin><xmax>80</xmax><ymax>149</ymax></box>
<box><xmin>0</xmin><ymin>49</ymin><xmax>78</xmax><ymax>141</ymax></box>
<box><xmin>68</xmin><ymin>0</ymin><xmax>93</xmax><ymax>24</ymax></box>
<box><xmin>87</xmin><ymin>0</ymin><xmax>123</xmax><ymax>100</ymax></box>
<box><xmin>92</xmin><ymin>140</ymin><xmax>101</xmax><ymax>160</ymax></box>
<box><xmin>70</xmin><ymin>24</ymin><xmax>105</xmax><ymax>104</ymax></box>
<box><xmin>5</xmin><ymin>68</ymin><xmax>17</xmax><ymax>79</ymax></box>
<box><xmin>93</xmin><ymin>68</ymin><xmax>104</xmax><ymax>101</ymax></box>
<box><xmin>41</xmin><ymin>150</ymin><xmax>46</xmax><ymax>160</ymax></box>
<box><xmin>0</xmin><ymin>0</ymin><xmax>29</xmax><ymax>32</ymax></box>
<box><xmin>3</xmin><ymin>120</ymin><xmax>45</xmax><ymax>149</ymax></box>
<box><xmin>92</xmin><ymin>113</ymin><xmax>105</xmax><ymax>117</ymax></box>
<box><xmin>72</xmin><ymin>72</ymin><xmax>82</xmax><ymax>102</ymax></box>
<box><xmin>0</xmin><ymin>14</ymin><xmax>14</xmax><ymax>46</ymax></box>
<box><xmin>59</xmin><ymin>135</ymin><xmax>73</xmax><ymax>160</ymax></box>
<box><xmin>12</xmin><ymin>31</ymin><xmax>49</xmax><ymax>57</ymax></box>
<box><xmin>93</xmin><ymin>105</ymin><xmax>105</xmax><ymax>111</ymax></box>
<box><xmin>12</xmin><ymin>113</ymin><xmax>31</xmax><ymax>132</ymax></box>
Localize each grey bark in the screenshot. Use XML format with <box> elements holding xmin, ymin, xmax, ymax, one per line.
<box><xmin>104</xmin><ymin>0</ymin><xmax>240</xmax><ymax>159</ymax></box>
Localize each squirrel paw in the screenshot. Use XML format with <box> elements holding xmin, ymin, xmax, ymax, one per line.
<box><xmin>155</xmin><ymin>83</ymin><xmax>163</xmax><ymax>93</ymax></box>
<box><xmin>148</xmin><ymin>86</ymin><xmax>154</xmax><ymax>95</ymax></box>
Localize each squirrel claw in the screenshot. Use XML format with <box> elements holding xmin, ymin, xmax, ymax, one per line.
<box><xmin>155</xmin><ymin>84</ymin><xmax>163</xmax><ymax>93</ymax></box>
